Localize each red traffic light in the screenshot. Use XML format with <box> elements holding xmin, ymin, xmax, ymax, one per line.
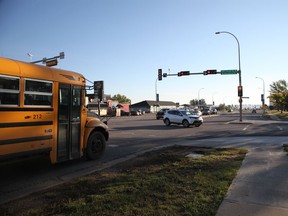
<box><xmin>238</xmin><ymin>85</ymin><xmax>243</xmax><ymax>97</ymax></box>
<box><xmin>178</xmin><ymin>71</ymin><xmax>190</xmax><ymax>76</ymax></box>
<box><xmin>203</xmin><ymin>69</ymin><xmax>217</xmax><ymax>75</ymax></box>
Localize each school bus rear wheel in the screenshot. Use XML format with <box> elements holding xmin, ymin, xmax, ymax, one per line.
<box><xmin>86</xmin><ymin>131</ymin><xmax>106</xmax><ymax>160</ymax></box>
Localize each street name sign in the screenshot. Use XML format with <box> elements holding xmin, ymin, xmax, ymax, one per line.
<box><xmin>220</xmin><ymin>69</ymin><xmax>238</xmax><ymax>75</ymax></box>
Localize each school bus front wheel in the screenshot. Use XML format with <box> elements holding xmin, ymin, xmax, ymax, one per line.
<box><xmin>85</xmin><ymin>131</ymin><xmax>106</xmax><ymax>160</ymax></box>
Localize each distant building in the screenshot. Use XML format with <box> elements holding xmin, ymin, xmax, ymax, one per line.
<box><xmin>130</xmin><ymin>100</ymin><xmax>176</xmax><ymax>113</ymax></box>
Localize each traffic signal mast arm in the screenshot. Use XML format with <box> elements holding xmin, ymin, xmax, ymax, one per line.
<box><xmin>159</xmin><ymin>69</ymin><xmax>238</xmax><ymax>79</ymax></box>
<box><xmin>162</xmin><ymin>71</ymin><xmax>203</xmax><ymax>77</ymax></box>
<box><xmin>163</xmin><ymin>70</ymin><xmax>220</xmax><ymax>77</ymax></box>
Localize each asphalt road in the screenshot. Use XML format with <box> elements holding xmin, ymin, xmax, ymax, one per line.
<box><xmin>0</xmin><ymin>110</ymin><xmax>287</xmax><ymax>204</ymax></box>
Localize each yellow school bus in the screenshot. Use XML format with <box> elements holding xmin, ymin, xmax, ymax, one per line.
<box><xmin>0</xmin><ymin>57</ymin><xmax>109</xmax><ymax>164</ymax></box>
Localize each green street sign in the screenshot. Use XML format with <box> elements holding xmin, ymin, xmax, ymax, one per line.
<box><xmin>220</xmin><ymin>69</ymin><xmax>238</xmax><ymax>75</ymax></box>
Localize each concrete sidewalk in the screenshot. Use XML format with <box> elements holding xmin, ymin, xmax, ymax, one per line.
<box><xmin>183</xmin><ymin>136</ymin><xmax>288</xmax><ymax>216</ymax></box>
<box><xmin>217</xmin><ymin>142</ymin><xmax>288</xmax><ymax>216</ymax></box>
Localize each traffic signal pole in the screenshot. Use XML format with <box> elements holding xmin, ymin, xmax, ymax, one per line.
<box><xmin>158</xmin><ymin>68</ymin><xmax>241</xmax><ymax>118</ymax></box>
<box><xmin>216</xmin><ymin>31</ymin><xmax>243</xmax><ymax>122</ymax></box>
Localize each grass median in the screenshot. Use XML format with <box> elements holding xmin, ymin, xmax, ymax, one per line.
<box><xmin>1</xmin><ymin>145</ymin><xmax>247</xmax><ymax>216</ymax></box>
<box><xmin>264</xmin><ymin>110</ymin><xmax>288</xmax><ymax>120</ymax></box>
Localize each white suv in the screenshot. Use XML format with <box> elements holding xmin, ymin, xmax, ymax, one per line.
<box><xmin>163</xmin><ymin>109</ymin><xmax>203</xmax><ymax>128</ymax></box>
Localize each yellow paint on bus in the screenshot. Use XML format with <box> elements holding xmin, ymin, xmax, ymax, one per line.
<box><xmin>0</xmin><ymin>58</ymin><xmax>108</xmax><ymax>163</ymax></box>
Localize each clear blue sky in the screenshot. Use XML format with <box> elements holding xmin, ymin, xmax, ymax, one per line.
<box><xmin>1</xmin><ymin>0</ymin><xmax>287</xmax><ymax>106</ymax></box>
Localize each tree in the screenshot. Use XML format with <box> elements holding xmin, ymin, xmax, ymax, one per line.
<box><xmin>218</xmin><ymin>103</ymin><xmax>226</xmax><ymax>111</ymax></box>
<box><xmin>111</xmin><ymin>94</ymin><xmax>131</xmax><ymax>104</ymax></box>
<box><xmin>270</xmin><ymin>80</ymin><xmax>288</xmax><ymax>93</ymax></box>
<box><xmin>189</xmin><ymin>99</ymin><xmax>198</xmax><ymax>107</ymax></box>
<box><xmin>190</xmin><ymin>99</ymin><xmax>206</xmax><ymax>108</ymax></box>
<box><xmin>269</xmin><ymin>80</ymin><xmax>288</xmax><ymax>112</ymax></box>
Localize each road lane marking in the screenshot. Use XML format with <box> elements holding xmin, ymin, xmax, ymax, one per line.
<box><xmin>277</xmin><ymin>126</ymin><xmax>283</xmax><ymax>131</ymax></box>
<box><xmin>108</xmin><ymin>144</ymin><xmax>119</xmax><ymax>148</ymax></box>
<box><xmin>121</xmin><ymin>132</ymin><xmax>135</xmax><ymax>135</ymax></box>
<box><xmin>243</xmin><ymin>125</ymin><xmax>250</xmax><ymax>131</ymax></box>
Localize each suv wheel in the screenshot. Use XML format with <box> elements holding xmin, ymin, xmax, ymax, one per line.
<box><xmin>182</xmin><ymin>119</ymin><xmax>190</xmax><ymax>128</ymax></box>
<box><xmin>164</xmin><ymin>118</ymin><xmax>170</xmax><ymax>126</ymax></box>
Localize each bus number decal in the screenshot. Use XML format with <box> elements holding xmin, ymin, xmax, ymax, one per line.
<box><xmin>33</xmin><ymin>114</ymin><xmax>42</xmax><ymax>119</ymax></box>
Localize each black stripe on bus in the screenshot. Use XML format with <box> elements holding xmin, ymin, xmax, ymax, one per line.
<box><xmin>0</xmin><ymin>121</ymin><xmax>53</xmax><ymax>128</ymax></box>
<box><xmin>0</xmin><ymin>135</ymin><xmax>53</xmax><ymax>145</ymax></box>
<box><xmin>0</xmin><ymin>107</ymin><xmax>53</xmax><ymax>111</ymax></box>
<box><xmin>0</xmin><ymin>147</ymin><xmax>52</xmax><ymax>161</ymax></box>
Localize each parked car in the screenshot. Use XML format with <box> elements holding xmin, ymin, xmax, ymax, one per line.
<box><xmin>192</xmin><ymin>109</ymin><xmax>202</xmax><ymax>116</ymax></box>
<box><xmin>211</xmin><ymin>108</ymin><xmax>217</xmax><ymax>114</ymax></box>
<box><xmin>156</xmin><ymin>108</ymin><xmax>170</xmax><ymax>120</ymax></box>
<box><xmin>121</xmin><ymin>110</ymin><xmax>131</xmax><ymax>116</ymax></box>
<box><xmin>202</xmin><ymin>108</ymin><xmax>211</xmax><ymax>115</ymax></box>
<box><xmin>163</xmin><ymin>109</ymin><xmax>203</xmax><ymax>128</ymax></box>
<box><xmin>130</xmin><ymin>110</ymin><xmax>141</xmax><ymax>116</ymax></box>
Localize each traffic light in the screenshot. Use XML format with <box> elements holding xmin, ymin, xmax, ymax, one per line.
<box><xmin>94</xmin><ymin>81</ymin><xmax>104</xmax><ymax>101</ymax></box>
<box><xmin>158</xmin><ymin>69</ymin><xmax>162</xmax><ymax>81</ymax></box>
<box><xmin>203</xmin><ymin>69</ymin><xmax>217</xmax><ymax>75</ymax></box>
<box><xmin>177</xmin><ymin>71</ymin><xmax>190</xmax><ymax>76</ymax></box>
<box><xmin>261</xmin><ymin>94</ymin><xmax>264</xmax><ymax>102</ymax></box>
<box><xmin>238</xmin><ymin>85</ymin><xmax>243</xmax><ymax>97</ymax></box>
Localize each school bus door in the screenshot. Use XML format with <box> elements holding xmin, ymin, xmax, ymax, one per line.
<box><xmin>57</xmin><ymin>84</ymin><xmax>82</xmax><ymax>162</ymax></box>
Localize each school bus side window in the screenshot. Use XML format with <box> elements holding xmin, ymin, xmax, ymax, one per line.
<box><xmin>0</xmin><ymin>75</ymin><xmax>20</xmax><ymax>106</ymax></box>
<box><xmin>24</xmin><ymin>79</ymin><xmax>53</xmax><ymax>106</ymax></box>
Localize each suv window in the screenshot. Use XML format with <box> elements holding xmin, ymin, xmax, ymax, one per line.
<box><xmin>167</xmin><ymin>110</ymin><xmax>181</xmax><ymax>115</ymax></box>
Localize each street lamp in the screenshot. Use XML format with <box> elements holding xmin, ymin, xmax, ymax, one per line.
<box><xmin>256</xmin><ymin>76</ymin><xmax>265</xmax><ymax>109</ymax></box>
<box><xmin>215</xmin><ymin>31</ymin><xmax>243</xmax><ymax>121</ymax></box>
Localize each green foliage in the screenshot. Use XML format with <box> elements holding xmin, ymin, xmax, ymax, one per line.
<box><xmin>218</xmin><ymin>103</ymin><xmax>226</xmax><ymax>111</ymax></box>
<box><xmin>269</xmin><ymin>80</ymin><xmax>288</xmax><ymax>112</ymax></box>
<box><xmin>111</xmin><ymin>94</ymin><xmax>131</xmax><ymax>104</ymax></box>
<box><xmin>190</xmin><ymin>99</ymin><xmax>206</xmax><ymax>107</ymax></box>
